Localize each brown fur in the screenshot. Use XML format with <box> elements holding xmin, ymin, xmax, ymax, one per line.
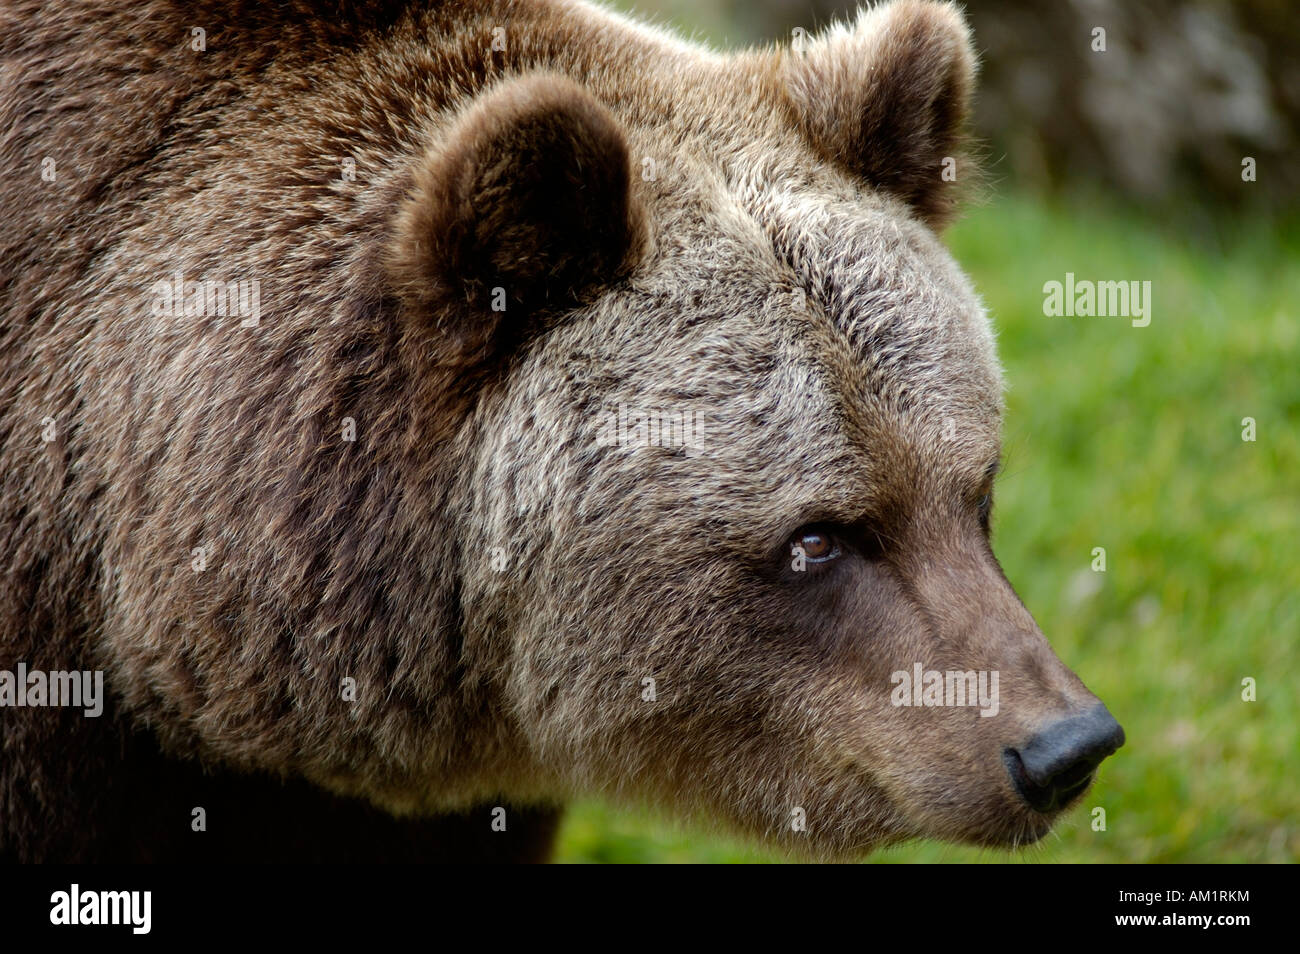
<box><xmin>1</xmin><ymin>0</ymin><xmax>1113</xmax><ymax>862</ymax></box>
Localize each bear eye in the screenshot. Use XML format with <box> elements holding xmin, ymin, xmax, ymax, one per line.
<box><xmin>790</xmin><ymin>528</ymin><xmax>841</xmax><ymax>564</ymax></box>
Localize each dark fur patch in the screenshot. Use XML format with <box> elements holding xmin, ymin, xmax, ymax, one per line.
<box><xmin>387</xmin><ymin>72</ymin><xmax>646</xmax><ymax>331</ymax></box>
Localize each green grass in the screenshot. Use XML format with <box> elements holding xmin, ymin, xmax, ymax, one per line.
<box><xmin>555</xmin><ymin>191</ymin><xmax>1300</xmax><ymax>863</ymax></box>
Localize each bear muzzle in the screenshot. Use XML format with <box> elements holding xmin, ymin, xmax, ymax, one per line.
<box><xmin>1002</xmin><ymin>703</ymin><xmax>1126</xmax><ymax>814</ymax></box>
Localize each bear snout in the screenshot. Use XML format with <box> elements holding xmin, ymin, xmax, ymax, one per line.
<box><xmin>1002</xmin><ymin>704</ymin><xmax>1126</xmax><ymax>813</ymax></box>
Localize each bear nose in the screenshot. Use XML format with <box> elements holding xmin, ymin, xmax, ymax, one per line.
<box><xmin>1003</xmin><ymin>704</ymin><xmax>1125</xmax><ymax>813</ymax></box>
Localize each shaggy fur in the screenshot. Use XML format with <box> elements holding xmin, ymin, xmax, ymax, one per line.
<box><xmin>1</xmin><ymin>0</ymin><xmax>1110</xmax><ymax>862</ymax></box>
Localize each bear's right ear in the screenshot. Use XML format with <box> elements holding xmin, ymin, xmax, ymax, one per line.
<box><xmin>777</xmin><ymin>0</ymin><xmax>977</xmax><ymax>228</ymax></box>
<box><xmin>387</xmin><ymin>73</ymin><xmax>645</xmax><ymax>350</ymax></box>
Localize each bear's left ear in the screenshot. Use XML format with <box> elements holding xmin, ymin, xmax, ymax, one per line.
<box><xmin>387</xmin><ymin>73</ymin><xmax>645</xmax><ymax>350</ymax></box>
<box><xmin>778</xmin><ymin>0</ymin><xmax>976</xmax><ymax>228</ymax></box>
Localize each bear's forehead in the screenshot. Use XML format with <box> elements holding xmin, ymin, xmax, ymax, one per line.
<box><xmin>621</xmin><ymin>176</ymin><xmax>1003</xmax><ymax>443</ymax></box>
<box><xmin>548</xmin><ymin>177</ymin><xmax>1003</xmax><ymax>520</ymax></box>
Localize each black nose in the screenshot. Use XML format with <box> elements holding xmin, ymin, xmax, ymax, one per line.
<box><xmin>1004</xmin><ymin>704</ymin><xmax>1125</xmax><ymax>812</ymax></box>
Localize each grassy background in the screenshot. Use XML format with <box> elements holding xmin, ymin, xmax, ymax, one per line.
<box><xmin>555</xmin><ymin>190</ymin><xmax>1300</xmax><ymax>863</ymax></box>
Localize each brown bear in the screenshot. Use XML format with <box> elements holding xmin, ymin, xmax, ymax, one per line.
<box><xmin>0</xmin><ymin>0</ymin><xmax>1123</xmax><ymax>862</ymax></box>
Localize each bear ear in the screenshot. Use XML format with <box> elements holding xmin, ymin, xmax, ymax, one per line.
<box><xmin>779</xmin><ymin>0</ymin><xmax>976</xmax><ymax>228</ymax></box>
<box><xmin>387</xmin><ymin>73</ymin><xmax>645</xmax><ymax>347</ymax></box>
